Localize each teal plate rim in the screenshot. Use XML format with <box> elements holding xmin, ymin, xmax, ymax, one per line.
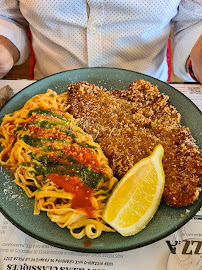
<box><xmin>0</xmin><ymin>67</ymin><xmax>201</xmax><ymax>253</ymax></box>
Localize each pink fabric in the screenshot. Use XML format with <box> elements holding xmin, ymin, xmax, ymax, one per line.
<box><xmin>166</xmin><ymin>37</ymin><xmax>172</xmax><ymax>81</ymax></box>
<box><xmin>28</xmin><ymin>28</ymin><xmax>35</xmax><ymax>80</ymax></box>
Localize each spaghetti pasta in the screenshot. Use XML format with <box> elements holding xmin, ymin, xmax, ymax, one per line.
<box><xmin>0</xmin><ymin>90</ymin><xmax>117</xmax><ymax>239</ymax></box>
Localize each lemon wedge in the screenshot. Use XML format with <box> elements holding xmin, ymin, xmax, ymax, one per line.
<box><xmin>102</xmin><ymin>144</ymin><xmax>165</xmax><ymax>236</ymax></box>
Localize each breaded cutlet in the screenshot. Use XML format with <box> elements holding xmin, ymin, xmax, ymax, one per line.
<box><xmin>66</xmin><ymin>81</ymin><xmax>201</xmax><ymax>207</ymax></box>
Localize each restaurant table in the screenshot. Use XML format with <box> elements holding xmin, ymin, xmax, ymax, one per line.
<box><xmin>0</xmin><ymin>80</ymin><xmax>201</xmax><ymax>270</ymax></box>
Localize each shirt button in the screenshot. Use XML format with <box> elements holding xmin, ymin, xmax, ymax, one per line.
<box><xmin>90</xmin><ymin>26</ymin><xmax>96</xmax><ymax>34</ymax></box>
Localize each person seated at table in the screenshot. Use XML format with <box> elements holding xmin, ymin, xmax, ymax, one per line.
<box><xmin>0</xmin><ymin>1</ymin><xmax>201</xmax><ymax>83</ymax></box>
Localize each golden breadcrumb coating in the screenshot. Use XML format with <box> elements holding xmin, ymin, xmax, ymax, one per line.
<box><xmin>66</xmin><ymin>80</ymin><xmax>201</xmax><ymax>207</ymax></box>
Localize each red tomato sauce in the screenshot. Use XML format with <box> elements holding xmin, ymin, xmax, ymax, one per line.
<box><xmin>47</xmin><ymin>173</ymin><xmax>95</xmax><ymax>217</ymax></box>
<box><xmin>28</xmin><ymin>125</ymin><xmax>71</xmax><ymax>141</ymax></box>
<box><xmin>84</xmin><ymin>239</ymin><xmax>92</xmax><ymax>248</ymax></box>
<box><xmin>62</xmin><ymin>144</ymin><xmax>108</xmax><ymax>176</ymax></box>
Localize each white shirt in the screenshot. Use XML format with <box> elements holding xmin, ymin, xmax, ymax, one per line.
<box><xmin>0</xmin><ymin>0</ymin><xmax>201</xmax><ymax>81</ymax></box>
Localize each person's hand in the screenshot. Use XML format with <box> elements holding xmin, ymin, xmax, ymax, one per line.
<box><xmin>0</xmin><ymin>36</ymin><xmax>20</xmax><ymax>79</ymax></box>
<box><xmin>189</xmin><ymin>34</ymin><xmax>202</xmax><ymax>84</ymax></box>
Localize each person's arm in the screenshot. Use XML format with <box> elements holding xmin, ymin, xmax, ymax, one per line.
<box><xmin>172</xmin><ymin>0</ymin><xmax>202</xmax><ymax>83</ymax></box>
<box><xmin>187</xmin><ymin>34</ymin><xmax>202</xmax><ymax>83</ymax></box>
<box><xmin>0</xmin><ymin>1</ymin><xmax>30</xmax><ymax>78</ymax></box>
<box><xmin>0</xmin><ymin>36</ymin><xmax>20</xmax><ymax>78</ymax></box>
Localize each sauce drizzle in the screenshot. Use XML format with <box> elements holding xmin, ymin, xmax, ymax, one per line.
<box><xmin>84</xmin><ymin>239</ymin><xmax>92</xmax><ymax>248</ymax></box>
<box><xmin>48</xmin><ymin>173</ymin><xmax>95</xmax><ymax>217</ymax></box>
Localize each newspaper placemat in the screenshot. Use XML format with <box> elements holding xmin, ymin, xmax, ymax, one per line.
<box><xmin>0</xmin><ymin>81</ymin><xmax>201</xmax><ymax>270</ymax></box>
<box><xmin>0</xmin><ymin>209</ymin><xmax>201</xmax><ymax>270</ymax></box>
<box><xmin>169</xmin><ymin>83</ymin><xmax>202</xmax><ymax>112</ymax></box>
